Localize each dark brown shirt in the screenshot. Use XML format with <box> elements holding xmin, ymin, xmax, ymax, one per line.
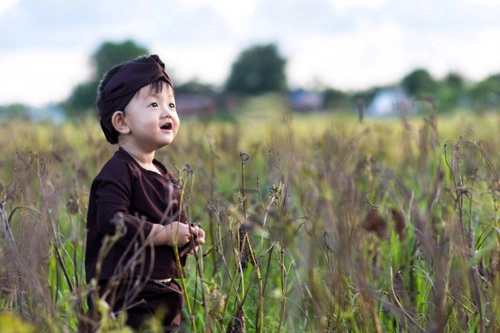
<box><xmin>85</xmin><ymin>148</ymin><xmax>187</xmax><ymax>283</ymax></box>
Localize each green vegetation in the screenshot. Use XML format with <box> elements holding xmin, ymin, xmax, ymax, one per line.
<box><xmin>1</xmin><ymin>98</ymin><xmax>500</xmax><ymax>332</ymax></box>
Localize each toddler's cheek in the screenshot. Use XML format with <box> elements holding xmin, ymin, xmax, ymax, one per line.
<box><xmin>145</xmin><ymin>122</ymin><xmax>160</xmax><ymax>133</ymax></box>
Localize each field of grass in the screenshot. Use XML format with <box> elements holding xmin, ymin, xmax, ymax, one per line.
<box><xmin>1</xmin><ymin>100</ymin><xmax>500</xmax><ymax>332</ymax></box>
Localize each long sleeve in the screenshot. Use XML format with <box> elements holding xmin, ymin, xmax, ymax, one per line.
<box><xmin>85</xmin><ymin>148</ymin><xmax>187</xmax><ymax>282</ymax></box>
<box><xmin>93</xmin><ymin>162</ymin><xmax>153</xmax><ymax>248</ymax></box>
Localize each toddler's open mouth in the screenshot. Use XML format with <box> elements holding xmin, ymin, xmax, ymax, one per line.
<box><xmin>161</xmin><ymin>123</ymin><xmax>173</xmax><ymax>130</ymax></box>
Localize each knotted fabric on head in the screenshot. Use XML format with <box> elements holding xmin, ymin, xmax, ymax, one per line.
<box><xmin>98</xmin><ymin>54</ymin><xmax>173</xmax><ymax>144</ymax></box>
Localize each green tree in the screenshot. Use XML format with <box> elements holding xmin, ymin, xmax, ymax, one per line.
<box><xmin>0</xmin><ymin>103</ymin><xmax>29</xmax><ymax>118</ymax></box>
<box><xmin>351</xmin><ymin>87</ymin><xmax>379</xmax><ymax>109</ymax></box>
<box><xmin>401</xmin><ymin>68</ymin><xmax>437</xmax><ymax>97</ymax></box>
<box><xmin>323</xmin><ymin>87</ymin><xmax>351</xmax><ymax>110</ymax></box>
<box><xmin>436</xmin><ymin>72</ymin><xmax>467</xmax><ymax>112</ymax></box>
<box><xmin>224</xmin><ymin>44</ymin><xmax>287</xmax><ymax>95</ymax></box>
<box><xmin>469</xmin><ymin>73</ymin><xmax>500</xmax><ymax>111</ymax></box>
<box><xmin>175</xmin><ymin>79</ymin><xmax>215</xmax><ymax>94</ymax></box>
<box><xmin>443</xmin><ymin>72</ymin><xmax>465</xmax><ymax>90</ymax></box>
<box><xmin>64</xmin><ymin>40</ymin><xmax>149</xmax><ymax>114</ymax></box>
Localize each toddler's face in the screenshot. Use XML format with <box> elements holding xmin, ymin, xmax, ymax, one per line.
<box><xmin>123</xmin><ymin>82</ymin><xmax>179</xmax><ymax>151</ymax></box>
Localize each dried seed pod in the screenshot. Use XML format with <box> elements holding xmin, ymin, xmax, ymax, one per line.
<box><xmin>391</xmin><ymin>208</ymin><xmax>407</xmax><ymax>240</ymax></box>
<box><xmin>362</xmin><ymin>209</ymin><xmax>388</xmax><ymax>239</ymax></box>
<box><xmin>226</xmin><ymin>307</ymin><xmax>245</xmax><ymax>333</ymax></box>
<box><xmin>66</xmin><ymin>194</ymin><xmax>79</xmax><ymax>215</ymax></box>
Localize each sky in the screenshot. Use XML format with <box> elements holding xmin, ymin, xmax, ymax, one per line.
<box><xmin>1</xmin><ymin>0</ymin><xmax>500</xmax><ymax>107</ymax></box>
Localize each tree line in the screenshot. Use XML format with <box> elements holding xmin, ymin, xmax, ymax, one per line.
<box><xmin>2</xmin><ymin>39</ymin><xmax>499</xmax><ymax>118</ymax></box>
<box><xmin>62</xmin><ymin>40</ymin><xmax>289</xmax><ymax>116</ymax></box>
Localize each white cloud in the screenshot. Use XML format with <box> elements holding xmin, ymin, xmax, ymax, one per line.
<box><xmin>463</xmin><ymin>0</ymin><xmax>500</xmax><ymax>5</ymax></box>
<box><xmin>0</xmin><ymin>49</ymin><xmax>90</xmax><ymax>106</ymax></box>
<box><xmin>328</xmin><ymin>0</ymin><xmax>388</xmax><ymax>11</ymax></box>
<box><xmin>178</xmin><ymin>0</ymin><xmax>263</xmax><ymax>33</ymax></box>
<box><xmin>0</xmin><ymin>0</ymin><xmax>18</xmax><ymax>14</ymax></box>
<box><xmin>153</xmin><ymin>42</ymin><xmax>238</xmax><ymax>87</ymax></box>
<box><xmin>286</xmin><ymin>20</ymin><xmax>408</xmax><ymax>90</ymax></box>
<box><xmin>426</xmin><ymin>26</ymin><xmax>500</xmax><ymax>81</ymax></box>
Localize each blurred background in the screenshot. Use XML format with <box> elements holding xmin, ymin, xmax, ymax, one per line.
<box><xmin>2</xmin><ymin>2</ymin><xmax>500</xmax><ymax>332</ymax></box>
<box><xmin>1</xmin><ymin>0</ymin><xmax>500</xmax><ymax>120</ymax></box>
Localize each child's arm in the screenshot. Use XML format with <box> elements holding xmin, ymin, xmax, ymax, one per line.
<box><xmin>147</xmin><ymin>222</ymin><xmax>205</xmax><ymax>248</ymax></box>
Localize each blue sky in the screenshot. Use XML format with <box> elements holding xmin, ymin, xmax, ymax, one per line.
<box><xmin>1</xmin><ymin>0</ymin><xmax>500</xmax><ymax>106</ymax></box>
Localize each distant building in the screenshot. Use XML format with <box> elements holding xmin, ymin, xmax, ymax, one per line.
<box><xmin>368</xmin><ymin>87</ymin><xmax>415</xmax><ymax>116</ymax></box>
<box><xmin>289</xmin><ymin>89</ymin><xmax>325</xmax><ymax>111</ymax></box>
<box><xmin>176</xmin><ymin>94</ymin><xmax>218</xmax><ymax>115</ymax></box>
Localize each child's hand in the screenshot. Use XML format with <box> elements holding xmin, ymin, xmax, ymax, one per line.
<box><xmin>191</xmin><ymin>225</ymin><xmax>205</xmax><ymax>245</ymax></box>
<box><xmin>148</xmin><ymin>222</ymin><xmax>205</xmax><ymax>251</ymax></box>
<box><xmin>181</xmin><ymin>225</ymin><xmax>206</xmax><ymax>255</ymax></box>
<box><xmin>164</xmin><ymin>221</ymin><xmax>195</xmax><ymax>247</ymax></box>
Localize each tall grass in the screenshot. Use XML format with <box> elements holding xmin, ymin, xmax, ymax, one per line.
<box><xmin>1</xmin><ymin>104</ymin><xmax>500</xmax><ymax>332</ymax></box>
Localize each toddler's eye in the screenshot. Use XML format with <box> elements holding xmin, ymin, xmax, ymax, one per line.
<box><xmin>169</xmin><ymin>103</ymin><xmax>175</xmax><ymax>108</ymax></box>
<box><xmin>150</xmin><ymin>102</ymin><xmax>158</xmax><ymax>107</ymax></box>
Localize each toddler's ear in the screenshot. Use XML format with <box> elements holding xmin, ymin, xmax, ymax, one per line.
<box><xmin>111</xmin><ymin>111</ymin><xmax>130</xmax><ymax>134</ymax></box>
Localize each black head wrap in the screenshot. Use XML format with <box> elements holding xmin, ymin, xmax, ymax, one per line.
<box><xmin>97</xmin><ymin>54</ymin><xmax>172</xmax><ymax>144</ymax></box>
